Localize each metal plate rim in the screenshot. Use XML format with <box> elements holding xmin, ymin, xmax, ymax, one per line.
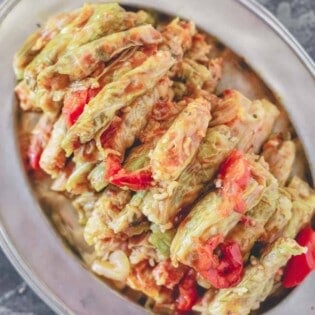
<box><xmin>0</xmin><ymin>1</ymin><xmax>314</xmax><ymax>314</ymax></box>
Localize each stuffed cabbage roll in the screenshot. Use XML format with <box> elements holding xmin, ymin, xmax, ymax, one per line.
<box><xmin>226</xmin><ymin>172</ymin><xmax>279</xmax><ymax>258</ymax></box>
<box><xmin>24</xmin><ymin>4</ymin><xmax>95</xmax><ymax>89</ymax></box>
<box><xmin>65</xmin><ymin>162</ymin><xmax>94</xmax><ymax>194</ymax></box>
<box><xmin>205</xmin><ymin>238</ymin><xmax>305</xmax><ymax>315</ymax></box>
<box><xmin>13</xmin><ymin>10</ymin><xmax>79</xmax><ymax>80</ymax></box>
<box><xmin>62</xmin><ymin>51</ymin><xmax>175</xmax><ymax>155</ymax></box>
<box><xmin>226</xmin><ymin>93</ymin><xmax>279</xmax><ymax>153</ymax></box>
<box><xmin>262</xmin><ymin>176</ymin><xmax>315</xmax><ymax>244</ymax></box>
<box><xmin>38</xmin><ymin>24</ymin><xmax>162</xmax><ymax>89</ymax></box>
<box><xmin>72</xmin><ymin>191</ymin><xmax>99</xmax><ymax>225</ymax></box>
<box><xmin>67</xmin><ymin>6</ymin><xmax>151</xmax><ymax>50</ymax></box>
<box><xmin>282</xmin><ymin>176</ymin><xmax>315</xmax><ymax>238</ymax></box>
<box><xmin>97</xmin><ymin>77</ymin><xmax>172</xmax><ymax>157</ymax></box>
<box><xmin>263</xmin><ymin>134</ymin><xmax>296</xmax><ymax>186</ymax></box>
<box><xmin>170</xmin><ymin>154</ymin><xmax>272</xmax><ymax>266</ymax></box>
<box><xmin>161</xmin><ymin>18</ymin><xmax>196</xmax><ymax>59</ymax></box>
<box><xmin>262</xmin><ymin>190</ymin><xmax>293</xmax><ymax>243</ymax></box>
<box><xmin>142</xmin><ymin>125</ymin><xmax>237</xmax><ymax>227</ymax></box>
<box><xmin>106</xmin><ymin>191</ymin><xmax>148</xmax><ymax>235</ymax></box>
<box><xmin>150</xmin><ymin>97</ymin><xmax>211</xmax><ymax>182</ymax></box>
<box><xmin>84</xmin><ymin>186</ymin><xmax>131</xmax><ymax>248</ymax></box>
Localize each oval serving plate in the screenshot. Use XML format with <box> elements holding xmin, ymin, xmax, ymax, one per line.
<box><xmin>0</xmin><ymin>1</ymin><xmax>314</xmax><ymax>315</ymax></box>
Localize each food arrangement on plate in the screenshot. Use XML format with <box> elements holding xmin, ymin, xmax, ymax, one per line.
<box><xmin>13</xmin><ymin>3</ymin><xmax>315</xmax><ymax>315</ymax></box>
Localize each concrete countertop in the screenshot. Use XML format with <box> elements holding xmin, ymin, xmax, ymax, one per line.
<box><xmin>0</xmin><ymin>0</ymin><xmax>314</xmax><ymax>314</ymax></box>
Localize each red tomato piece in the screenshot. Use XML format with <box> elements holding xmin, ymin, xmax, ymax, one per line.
<box><xmin>87</xmin><ymin>87</ymin><xmax>101</xmax><ymax>99</ymax></box>
<box><xmin>110</xmin><ymin>167</ymin><xmax>153</xmax><ymax>191</ymax></box>
<box><xmin>104</xmin><ymin>152</ymin><xmax>152</xmax><ymax>191</ymax></box>
<box><xmin>218</xmin><ymin>150</ymin><xmax>250</xmax><ymax>214</ymax></box>
<box><xmin>63</xmin><ymin>90</ymin><xmax>88</xmax><ymax>127</ymax></box>
<box><xmin>63</xmin><ymin>87</ymin><xmax>100</xmax><ymax>127</ymax></box>
<box><xmin>219</xmin><ymin>150</ymin><xmax>250</xmax><ymax>189</ymax></box>
<box><xmin>196</xmin><ymin>234</ymin><xmax>223</xmax><ymax>271</ymax></box>
<box><xmin>176</xmin><ymin>270</ymin><xmax>198</xmax><ymax>312</ymax></box>
<box><xmin>104</xmin><ymin>154</ymin><xmax>122</xmax><ymax>180</ymax></box>
<box><xmin>283</xmin><ymin>226</ymin><xmax>315</xmax><ymax>288</ymax></box>
<box><xmin>196</xmin><ymin>235</ymin><xmax>243</xmax><ymax>289</ymax></box>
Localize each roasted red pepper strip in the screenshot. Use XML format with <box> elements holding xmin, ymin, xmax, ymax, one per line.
<box><xmin>196</xmin><ymin>235</ymin><xmax>243</xmax><ymax>289</ymax></box>
<box><xmin>104</xmin><ymin>152</ymin><xmax>153</xmax><ymax>191</ymax></box>
<box><xmin>104</xmin><ymin>153</ymin><xmax>122</xmax><ymax>180</ymax></box>
<box><xmin>62</xmin><ymin>87</ymin><xmax>101</xmax><ymax>127</ymax></box>
<box><xmin>110</xmin><ymin>167</ymin><xmax>153</xmax><ymax>191</ymax></box>
<box><xmin>218</xmin><ymin>150</ymin><xmax>250</xmax><ymax>214</ymax></box>
<box><xmin>176</xmin><ymin>270</ymin><xmax>198</xmax><ymax>312</ymax></box>
<box><xmin>283</xmin><ymin>226</ymin><xmax>315</xmax><ymax>288</ymax></box>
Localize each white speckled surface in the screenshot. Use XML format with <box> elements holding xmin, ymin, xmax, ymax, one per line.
<box><xmin>0</xmin><ymin>1</ymin><xmax>314</xmax><ymax>314</ymax></box>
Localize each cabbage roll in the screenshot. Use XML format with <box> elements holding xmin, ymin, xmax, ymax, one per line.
<box><xmin>282</xmin><ymin>176</ymin><xmax>315</xmax><ymax>238</ymax></box>
<box><xmin>65</xmin><ymin>162</ymin><xmax>94</xmax><ymax>194</ymax></box>
<box><xmin>84</xmin><ymin>186</ymin><xmax>131</xmax><ymax>247</ymax></box>
<box><xmin>72</xmin><ymin>192</ymin><xmax>99</xmax><ymax>225</ymax></box>
<box><xmin>88</xmin><ymin>163</ymin><xmax>109</xmax><ymax>192</ymax></box>
<box><xmin>62</xmin><ymin>51</ymin><xmax>175</xmax><ymax>155</ymax></box>
<box><xmin>24</xmin><ymin>4</ymin><xmax>95</xmax><ymax>89</ymax></box>
<box><xmin>185</xmin><ymin>33</ymin><xmax>211</xmax><ymax>62</ymax></box>
<box><xmin>161</xmin><ymin>18</ymin><xmax>196</xmax><ymax>59</ymax></box>
<box><xmin>263</xmin><ymin>134</ymin><xmax>296</xmax><ymax>185</ymax></box>
<box><xmin>71</xmin><ymin>77</ymin><xmax>170</xmax><ymax>191</ymax></box>
<box><xmin>227</xmin><ymin>95</ymin><xmax>279</xmax><ymax>153</ymax></box>
<box><xmin>148</xmin><ymin>225</ymin><xmax>176</xmax><ymax>259</ymax></box>
<box><xmin>106</xmin><ymin>191</ymin><xmax>147</xmax><ymax>234</ymax></box>
<box><xmin>142</xmin><ymin>125</ymin><xmax>237</xmax><ymax>227</ymax></box>
<box><xmin>38</xmin><ymin>24</ymin><xmax>162</xmax><ymax>89</ymax></box>
<box><xmin>226</xmin><ymin>172</ymin><xmax>279</xmax><ymax>258</ymax></box>
<box><xmin>174</xmin><ymin>57</ymin><xmax>223</xmax><ymax>95</ymax></box>
<box><xmin>150</xmin><ymin>97</ymin><xmax>211</xmax><ymax>182</ymax></box>
<box><xmin>176</xmin><ymin>58</ymin><xmax>213</xmax><ymax>89</ymax></box>
<box><xmin>13</xmin><ymin>10</ymin><xmax>79</xmax><ymax>80</ymax></box>
<box><xmin>138</xmin><ymin>98</ymin><xmax>188</xmax><ymax>144</ymax></box>
<box><xmin>97</xmin><ymin>77</ymin><xmax>172</xmax><ymax>157</ymax></box>
<box><xmin>170</xmin><ymin>155</ymin><xmax>272</xmax><ymax>266</ymax></box>
<box><xmin>205</xmin><ymin>238</ymin><xmax>305</xmax><ymax>315</ymax></box>
<box><xmin>261</xmin><ymin>190</ymin><xmax>293</xmax><ymax>243</ymax></box>
<box><xmin>25</xmin><ymin>4</ymin><xmax>148</xmax><ymax>90</ymax></box>
<box><xmin>67</xmin><ymin>6</ymin><xmax>151</xmax><ymax>50</ymax></box>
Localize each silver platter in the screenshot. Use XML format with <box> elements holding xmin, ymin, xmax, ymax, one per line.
<box><xmin>0</xmin><ymin>0</ymin><xmax>314</xmax><ymax>314</ymax></box>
